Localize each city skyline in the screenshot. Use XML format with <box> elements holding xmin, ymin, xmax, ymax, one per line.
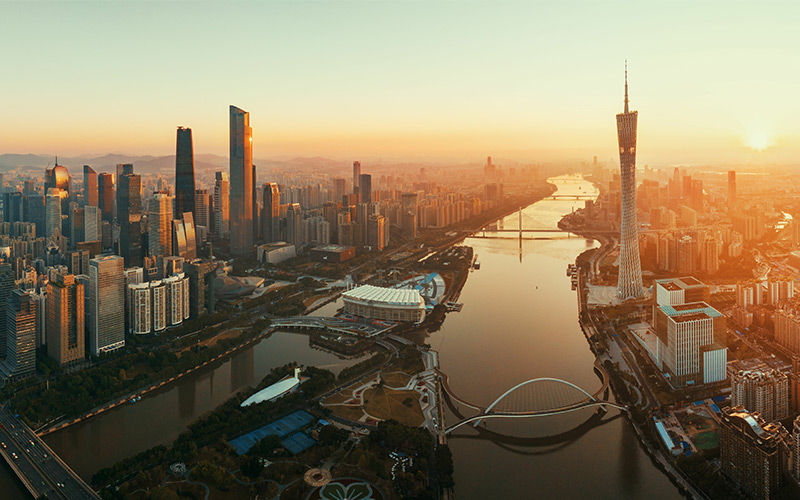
<box><xmin>2</xmin><ymin>1</ymin><xmax>800</xmax><ymax>165</ymax></box>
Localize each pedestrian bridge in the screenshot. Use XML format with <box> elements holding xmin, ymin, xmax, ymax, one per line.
<box><xmin>438</xmin><ymin>360</ymin><xmax>626</xmax><ymax>434</ymax></box>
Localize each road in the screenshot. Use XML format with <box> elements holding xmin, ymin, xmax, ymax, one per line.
<box><xmin>0</xmin><ymin>406</ymin><xmax>100</xmax><ymax>500</ymax></box>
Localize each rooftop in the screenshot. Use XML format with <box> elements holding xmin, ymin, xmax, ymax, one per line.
<box><xmin>656</xmin><ymin>277</ymin><xmax>706</xmax><ymax>290</ymax></box>
<box><xmin>343</xmin><ymin>285</ymin><xmax>424</xmax><ymax>308</ymax></box>
<box><xmin>661</xmin><ymin>301</ymin><xmax>722</xmax><ymax>319</ymax></box>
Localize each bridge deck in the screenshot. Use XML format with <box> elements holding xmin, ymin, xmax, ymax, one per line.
<box><xmin>0</xmin><ymin>406</ymin><xmax>100</xmax><ymax>499</ymax></box>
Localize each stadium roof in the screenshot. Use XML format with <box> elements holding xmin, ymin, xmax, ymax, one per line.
<box><xmin>343</xmin><ymin>285</ymin><xmax>424</xmax><ymax>308</ymax></box>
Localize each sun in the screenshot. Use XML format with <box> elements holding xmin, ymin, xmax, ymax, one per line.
<box><xmin>746</xmin><ymin>131</ymin><xmax>773</xmax><ymax>152</ymax></box>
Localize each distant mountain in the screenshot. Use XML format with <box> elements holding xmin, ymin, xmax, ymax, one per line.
<box><xmin>0</xmin><ymin>152</ymin><xmax>368</xmax><ymax>177</ymax></box>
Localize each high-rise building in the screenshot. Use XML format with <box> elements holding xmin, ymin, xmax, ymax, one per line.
<box><xmin>1</xmin><ymin>290</ymin><xmax>37</xmax><ymax>379</ymax></box>
<box><xmin>98</xmin><ymin>173</ymin><xmax>114</xmax><ymax>223</ymax></box>
<box><xmin>172</xmin><ymin>213</ymin><xmax>197</xmax><ymax>260</ymax></box>
<box><xmin>85</xmin><ymin>205</ymin><xmax>101</xmax><ymax>243</ymax></box>
<box><xmin>720</xmin><ymin>406</ymin><xmax>787</xmax><ymax>500</ymax></box>
<box><xmin>149</xmin><ymin>193</ymin><xmax>173</xmax><ymax>257</ymax></box>
<box><xmin>184</xmin><ymin>260</ymin><xmax>214</xmax><ymax>319</ymax></box>
<box><xmin>213</xmin><ymin>171</ymin><xmax>230</xmax><ymax>238</ymax></box>
<box><xmin>45</xmin><ymin>189</ymin><xmax>62</xmax><ymax>237</ymax></box>
<box><xmin>367</xmin><ymin>214</ymin><xmax>385</xmax><ymax>251</ymax></box>
<box><xmin>352</xmin><ymin>161</ymin><xmax>361</xmax><ymax>194</ymax></box>
<box><xmin>731</xmin><ymin>369</ymin><xmax>789</xmax><ymax>422</ymax></box>
<box><xmin>88</xmin><ymin>255</ymin><xmax>125</xmax><ymax>355</ymax></box>
<box><xmin>252</xmin><ymin>165</ymin><xmax>260</xmax><ymax>242</ymax></box>
<box><xmin>46</xmin><ymin>274</ymin><xmax>85</xmax><ymax>367</ymax></box>
<box><xmin>359</xmin><ymin>173</ymin><xmax>372</xmax><ymax>205</ymax></box>
<box><xmin>333</xmin><ymin>178</ymin><xmax>346</xmax><ymax>205</ymax></box>
<box><xmin>728</xmin><ymin>170</ymin><xmax>736</xmax><ymax>211</ymax></box>
<box><xmin>0</xmin><ymin>264</ymin><xmax>14</xmax><ymax>359</ymax></box>
<box><xmin>793</xmin><ymin>416</ymin><xmax>800</xmax><ymax>483</ymax></box>
<box><xmin>164</xmin><ymin>273</ymin><xmax>190</xmax><ymax>327</ymax></box>
<box><xmin>175</xmin><ymin>127</ymin><xmax>196</xmax><ymax>219</ymax></box>
<box><xmin>83</xmin><ymin>165</ymin><xmax>98</xmax><ymax>208</ymax></box>
<box><xmin>286</xmin><ymin>203</ymin><xmax>302</xmax><ymax>247</ymax></box>
<box><xmin>616</xmin><ymin>64</ymin><xmax>644</xmax><ymax>299</ymax></box>
<box><xmin>229</xmin><ymin>105</ymin><xmax>253</xmax><ymax>255</ymax></box>
<box><xmin>70</xmin><ymin>207</ymin><xmax>85</xmax><ymax>248</ymax></box>
<box><xmin>118</xmin><ymin>171</ymin><xmax>143</xmax><ymax>267</ymax></box>
<box><xmin>262</xmin><ymin>183</ymin><xmax>280</xmax><ymax>243</ymax></box>
<box><xmin>128</xmin><ymin>280</ymin><xmax>166</xmax><ymax>335</ymax></box>
<box><xmin>194</xmin><ymin>189</ymin><xmax>210</xmax><ymax>232</ymax></box>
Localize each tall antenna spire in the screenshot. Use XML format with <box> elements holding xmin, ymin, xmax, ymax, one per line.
<box><xmin>624</xmin><ymin>60</ymin><xmax>629</xmax><ymax>113</ymax></box>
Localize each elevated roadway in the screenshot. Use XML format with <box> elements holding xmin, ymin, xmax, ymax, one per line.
<box><xmin>0</xmin><ymin>406</ymin><xmax>100</xmax><ymax>499</ymax></box>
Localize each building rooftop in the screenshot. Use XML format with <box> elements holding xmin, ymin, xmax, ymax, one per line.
<box><xmin>656</xmin><ymin>277</ymin><xmax>706</xmax><ymax>290</ymax></box>
<box><xmin>661</xmin><ymin>301</ymin><xmax>722</xmax><ymax>319</ymax></box>
<box><xmin>343</xmin><ymin>285</ymin><xmax>424</xmax><ymax>308</ymax></box>
<box><xmin>312</xmin><ymin>245</ymin><xmax>354</xmax><ymax>253</ymax></box>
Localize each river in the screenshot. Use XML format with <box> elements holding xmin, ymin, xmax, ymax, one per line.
<box><xmin>424</xmin><ymin>174</ymin><xmax>682</xmax><ymax>499</ymax></box>
<box><xmin>1</xmin><ymin>174</ymin><xmax>684</xmax><ymax>499</ymax></box>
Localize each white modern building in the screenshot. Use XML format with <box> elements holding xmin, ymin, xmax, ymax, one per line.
<box><xmin>342</xmin><ymin>285</ymin><xmax>425</xmax><ymax>323</ymax></box>
<box><xmin>128</xmin><ymin>281</ymin><xmax>167</xmax><ymax>335</ymax></box>
<box><xmin>653</xmin><ymin>302</ymin><xmax>727</xmax><ymax>387</ymax></box>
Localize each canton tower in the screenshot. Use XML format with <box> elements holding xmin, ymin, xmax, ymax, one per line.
<box><xmin>616</xmin><ymin>63</ymin><xmax>644</xmax><ymax>299</ymax></box>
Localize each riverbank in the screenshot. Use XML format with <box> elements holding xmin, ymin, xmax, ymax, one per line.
<box><xmin>39</xmin><ymin>325</ymin><xmax>277</xmax><ymax>437</ymax></box>
<box><xmin>570</xmin><ymin>224</ymin><xmax>705</xmax><ymax>500</ymax></box>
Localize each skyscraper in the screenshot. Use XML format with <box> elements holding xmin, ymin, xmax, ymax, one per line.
<box><xmin>45</xmin><ymin>188</ymin><xmax>62</xmax><ymax>237</ymax></box>
<box><xmin>0</xmin><ymin>264</ymin><xmax>15</xmax><ymax>360</ymax></box>
<box><xmin>616</xmin><ymin>63</ymin><xmax>644</xmax><ymax>299</ymax></box>
<box><xmin>118</xmin><ymin>171</ymin><xmax>143</xmax><ymax>267</ymax></box>
<box><xmin>194</xmin><ymin>189</ymin><xmax>210</xmax><ymax>231</ymax></box>
<box><xmin>98</xmin><ymin>173</ymin><xmax>114</xmax><ymax>223</ymax></box>
<box><xmin>214</xmin><ymin>171</ymin><xmax>230</xmax><ymax>238</ymax></box>
<box><xmin>175</xmin><ymin>127</ymin><xmax>196</xmax><ymax>219</ymax></box>
<box><xmin>2</xmin><ymin>290</ymin><xmax>37</xmax><ymax>379</ymax></box>
<box><xmin>359</xmin><ymin>173</ymin><xmax>372</xmax><ymax>205</ymax></box>
<box><xmin>720</xmin><ymin>406</ymin><xmax>787</xmax><ymax>500</ymax></box>
<box><xmin>85</xmin><ymin>205</ymin><xmax>101</xmax><ymax>243</ymax></box>
<box><xmin>333</xmin><ymin>178</ymin><xmax>346</xmax><ymax>205</ymax></box>
<box><xmin>88</xmin><ymin>255</ymin><xmax>125</xmax><ymax>355</ymax></box>
<box><xmin>728</xmin><ymin>170</ymin><xmax>736</xmax><ymax>211</ymax></box>
<box><xmin>262</xmin><ymin>183</ymin><xmax>280</xmax><ymax>243</ymax></box>
<box><xmin>149</xmin><ymin>192</ymin><xmax>173</xmax><ymax>257</ymax></box>
<box><xmin>47</xmin><ymin>274</ymin><xmax>85</xmax><ymax>366</ymax></box>
<box><xmin>83</xmin><ymin>165</ymin><xmax>98</xmax><ymax>207</ymax></box>
<box><xmin>229</xmin><ymin>105</ymin><xmax>253</xmax><ymax>255</ymax></box>
<box><xmin>352</xmin><ymin>161</ymin><xmax>361</xmax><ymax>194</ymax></box>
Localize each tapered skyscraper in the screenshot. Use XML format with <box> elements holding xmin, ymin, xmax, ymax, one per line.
<box><xmin>229</xmin><ymin>105</ymin><xmax>253</xmax><ymax>255</ymax></box>
<box><xmin>175</xmin><ymin>127</ymin><xmax>196</xmax><ymax>219</ymax></box>
<box><xmin>616</xmin><ymin>63</ymin><xmax>644</xmax><ymax>299</ymax></box>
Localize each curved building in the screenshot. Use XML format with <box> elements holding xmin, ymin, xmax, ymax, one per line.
<box><xmin>342</xmin><ymin>285</ymin><xmax>425</xmax><ymax>323</ymax></box>
<box><xmin>616</xmin><ymin>63</ymin><xmax>644</xmax><ymax>299</ymax></box>
<box><xmin>128</xmin><ymin>280</ymin><xmax>167</xmax><ymax>334</ymax></box>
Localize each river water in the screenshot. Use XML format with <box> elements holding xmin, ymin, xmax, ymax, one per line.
<box><xmin>425</xmin><ymin>175</ymin><xmax>682</xmax><ymax>499</ymax></box>
<box><xmin>1</xmin><ymin>175</ymin><xmax>683</xmax><ymax>499</ymax></box>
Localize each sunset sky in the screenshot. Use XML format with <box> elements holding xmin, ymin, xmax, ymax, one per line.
<box><xmin>2</xmin><ymin>1</ymin><xmax>799</xmax><ymax>166</ymax></box>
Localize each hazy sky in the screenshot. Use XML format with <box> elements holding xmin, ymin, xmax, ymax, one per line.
<box><xmin>2</xmin><ymin>0</ymin><xmax>799</xmax><ymax>165</ymax></box>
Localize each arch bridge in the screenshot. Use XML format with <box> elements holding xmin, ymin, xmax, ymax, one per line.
<box><xmin>439</xmin><ymin>361</ymin><xmax>627</xmax><ymax>435</ymax></box>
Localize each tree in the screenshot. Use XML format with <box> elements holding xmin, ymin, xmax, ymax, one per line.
<box><xmin>241</xmin><ymin>456</ymin><xmax>264</xmax><ymax>479</ymax></box>
<box><xmin>119</xmin><ymin>368</ymin><xmax>127</xmax><ymax>381</ymax></box>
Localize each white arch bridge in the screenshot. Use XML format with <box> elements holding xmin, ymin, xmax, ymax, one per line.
<box><xmin>439</xmin><ymin>364</ymin><xmax>627</xmax><ymax>435</ymax></box>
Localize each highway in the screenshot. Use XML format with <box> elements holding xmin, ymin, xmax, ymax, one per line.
<box><xmin>0</xmin><ymin>405</ymin><xmax>100</xmax><ymax>500</ymax></box>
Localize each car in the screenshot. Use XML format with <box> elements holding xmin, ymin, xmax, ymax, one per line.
<box><xmin>11</xmin><ymin>453</ymin><xmax>17</xmax><ymax>460</ymax></box>
<box><xmin>0</xmin><ymin>442</ymin><xmax>5</xmax><ymax>449</ymax></box>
